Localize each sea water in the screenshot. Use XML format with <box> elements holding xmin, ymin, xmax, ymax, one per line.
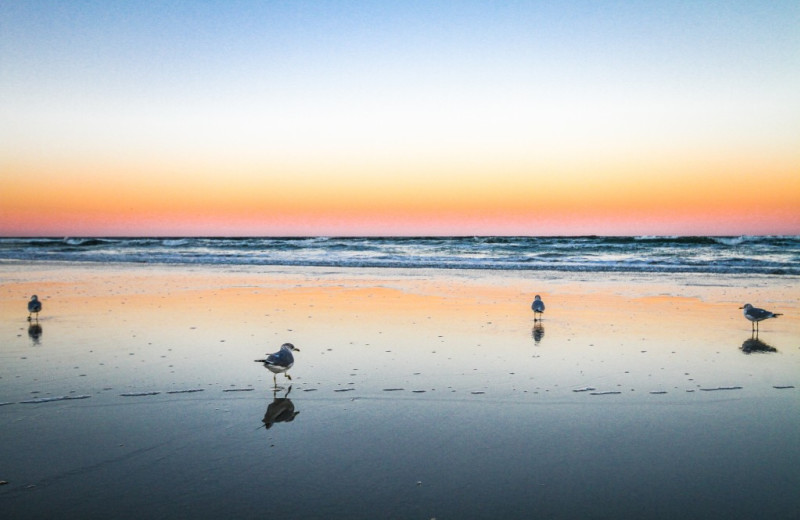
<box><xmin>1</xmin><ymin>235</ymin><xmax>798</xmax><ymax>274</ymax></box>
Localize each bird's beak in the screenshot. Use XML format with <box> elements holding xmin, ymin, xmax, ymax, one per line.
<box><xmin>738</xmin><ymin>306</ymin><xmax>744</xmax><ymax>309</ymax></box>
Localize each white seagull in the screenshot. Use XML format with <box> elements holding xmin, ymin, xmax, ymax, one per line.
<box><xmin>255</xmin><ymin>343</ymin><xmax>300</xmax><ymax>385</ymax></box>
<box><xmin>27</xmin><ymin>295</ymin><xmax>42</xmax><ymax>321</ymax></box>
<box><xmin>739</xmin><ymin>303</ymin><xmax>782</xmax><ymax>333</ymax></box>
<box><xmin>531</xmin><ymin>295</ymin><xmax>545</xmax><ymax>321</ymax></box>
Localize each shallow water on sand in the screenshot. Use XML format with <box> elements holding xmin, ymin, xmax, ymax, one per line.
<box><xmin>1</xmin><ymin>264</ymin><xmax>798</xmax><ymax>519</ymax></box>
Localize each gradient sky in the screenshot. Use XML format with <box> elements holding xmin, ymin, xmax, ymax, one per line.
<box><xmin>2</xmin><ymin>0</ymin><xmax>798</xmax><ymax>236</ymax></box>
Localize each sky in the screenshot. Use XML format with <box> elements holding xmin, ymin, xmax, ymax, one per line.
<box><xmin>1</xmin><ymin>0</ymin><xmax>798</xmax><ymax>236</ymax></box>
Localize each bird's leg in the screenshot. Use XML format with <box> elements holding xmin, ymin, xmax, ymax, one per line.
<box><xmin>285</xmin><ymin>373</ymin><xmax>292</xmax><ymax>380</ymax></box>
<box><xmin>273</xmin><ymin>374</ymin><xmax>277</xmax><ymax>386</ymax></box>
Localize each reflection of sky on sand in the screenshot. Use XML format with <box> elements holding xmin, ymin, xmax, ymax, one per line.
<box><xmin>1</xmin><ymin>265</ymin><xmax>798</xmax><ymax>401</ymax></box>
<box><xmin>1</xmin><ymin>264</ymin><xmax>798</xmax><ymax>518</ymax></box>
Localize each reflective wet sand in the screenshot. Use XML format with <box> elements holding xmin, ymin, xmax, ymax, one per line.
<box><xmin>1</xmin><ymin>263</ymin><xmax>798</xmax><ymax>519</ymax></box>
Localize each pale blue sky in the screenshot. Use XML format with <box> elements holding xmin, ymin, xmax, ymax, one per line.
<box><xmin>2</xmin><ymin>1</ymin><xmax>799</xmax><ymax>235</ymax></box>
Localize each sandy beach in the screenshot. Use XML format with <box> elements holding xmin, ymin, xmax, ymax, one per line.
<box><xmin>1</xmin><ymin>262</ymin><xmax>798</xmax><ymax>519</ymax></box>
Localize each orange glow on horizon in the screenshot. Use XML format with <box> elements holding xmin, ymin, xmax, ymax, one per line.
<box><xmin>3</xmin><ymin>150</ymin><xmax>798</xmax><ymax>236</ymax></box>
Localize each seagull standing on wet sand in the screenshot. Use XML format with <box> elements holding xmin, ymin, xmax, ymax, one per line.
<box><xmin>255</xmin><ymin>343</ymin><xmax>300</xmax><ymax>385</ymax></box>
<box><xmin>27</xmin><ymin>295</ymin><xmax>42</xmax><ymax>321</ymax></box>
<box><xmin>531</xmin><ymin>295</ymin><xmax>545</xmax><ymax>321</ymax></box>
<box><xmin>739</xmin><ymin>303</ymin><xmax>782</xmax><ymax>333</ymax></box>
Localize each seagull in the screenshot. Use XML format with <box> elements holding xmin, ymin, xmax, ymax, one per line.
<box><xmin>531</xmin><ymin>295</ymin><xmax>545</xmax><ymax>321</ymax></box>
<box><xmin>255</xmin><ymin>343</ymin><xmax>300</xmax><ymax>385</ymax></box>
<box><xmin>739</xmin><ymin>303</ymin><xmax>782</xmax><ymax>333</ymax></box>
<box><xmin>27</xmin><ymin>295</ymin><xmax>42</xmax><ymax>321</ymax></box>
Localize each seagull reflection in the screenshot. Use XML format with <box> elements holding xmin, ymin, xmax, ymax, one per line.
<box><xmin>531</xmin><ymin>323</ymin><xmax>545</xmax><ymax>345</ymax></box>
<box><xmin>28</xmin><ymin>323</ymin><xmax>43</xmax><ymax>345</ymax></box>
<box><xmin>262</xmin><ymin>385</ymin><xmax>299</xmax><ymax>430</ymax></box>
<box><xmin>740</xmin><ymin>336</ymin><xmax>777</xmax><ymax>354</ymax></box>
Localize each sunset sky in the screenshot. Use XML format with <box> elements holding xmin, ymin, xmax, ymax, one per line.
<box><xmin>2</xmin><ymin>0</ymin><xmax>798</xmax><ymax>236</ymax></box>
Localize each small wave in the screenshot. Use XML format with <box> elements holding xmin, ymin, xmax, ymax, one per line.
<box><xmin>161</xmin><ymin>238</ymin><xmax>191</xmax><ymax>247</ymax></box>
<box><xmin>62</xmin><ymin>237</ymin><xmax>112</xmax><ymax>247</ymax></box>
<box><xmin>632</xmin><ymin>236</ymin><xmax>718</xmax><ymax>245</ymax></box>
<box><xmin>120</xmin><ymin>391</ymin><xmax>161</xmax><ymax>397</ymax></box>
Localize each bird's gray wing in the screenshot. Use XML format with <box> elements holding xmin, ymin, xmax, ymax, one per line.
<box><xmin>748</xmin><ymin>307</ymin><xmax>773</xmax><ymax>320</ymax></box>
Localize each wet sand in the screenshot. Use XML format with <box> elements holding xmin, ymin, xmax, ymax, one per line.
<box><xmin>1</xmin><ymin>262</ymin><xmax>799</xmax><ymax>519</ymax></box>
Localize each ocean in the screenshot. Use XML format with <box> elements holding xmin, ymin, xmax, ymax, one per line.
<box><xmin>0</xmin><ymin>236</ymin><xmax>798</xmax><ymax>275</ymax></box>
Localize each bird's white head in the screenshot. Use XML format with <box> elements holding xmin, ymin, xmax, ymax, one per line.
<box><xmin>282</xmin><ymin>342</ymin><xmax>299</xmax><ymax>352</ymax></box>
<box><xmin>739</xmin><ymin>303</ymin><xmax>752</xmax><ymax>310</ymax></box>
<box><xmin>534</xmin><ymin>295</ymin><xmax>542</xmax><ymax>301</ymax></box>
<box><xmin>31</xmin><ymin>295</ymin><xmax>38</xmax><ymax>301</ymax></box>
